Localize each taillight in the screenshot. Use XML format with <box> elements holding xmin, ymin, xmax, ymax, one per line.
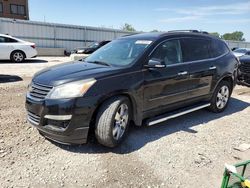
<box><xmin>31</xmin><ymin>45</ymin><xmax>36</xmax><ymax>49</ymax></box>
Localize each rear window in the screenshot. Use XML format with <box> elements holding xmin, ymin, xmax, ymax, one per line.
<box><xmin>181</xmin><ymin>38</ymin><xmax>211</xmax><ymax>62</ymax></box>
<box><xmin>211</xmin><ymin>40</ymin><xmax>229</xmax><ymax>57</ymax></box>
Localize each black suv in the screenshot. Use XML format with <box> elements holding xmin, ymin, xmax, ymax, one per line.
<box><xmin>26</xmin><ymin>31</ymin><xmax>239</xmax><ymax>147</ymax></box>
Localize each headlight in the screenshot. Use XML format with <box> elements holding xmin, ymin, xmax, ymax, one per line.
<box><xmin>46</xmin><ymin>78</ymin><xmax>96</xmax><ymax>99</ymax></box>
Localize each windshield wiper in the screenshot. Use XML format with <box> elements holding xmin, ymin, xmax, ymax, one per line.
<box><xmin>87</xmin><ymin>61</ymin><xmax>111</xmax><ymax>66</ymax></box>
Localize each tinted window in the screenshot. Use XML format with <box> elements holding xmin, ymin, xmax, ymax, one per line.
<box><xmin>151</xmin><ymin>40</ymin><xmax>182</xmax><ymax>65</ymax></box>
<box><xmin>211</xmin><ymin>40</ymin><xmax>229</xmax><ymax>57</ymax></box>
<box><xmin>0</xmin><ymin>37</ymin><xmax>5</xmax><ymax>43</ymax></box>
<box><xmin>181</xmin><ymin>38</ymin><xmax>211</xmax><ymax>62</ymax></box>
<box><xmin>0</xmin><ymin>37</ymin><xmax>17</xmax><ymax>43</ymax></box>
<box><xmin>5</xmin><ymin>37</ymin><xmax>18</xmax><ymax>43</ymax></box>
<box><xmin>0</xmin><ymin>3</ymin><xmax>3</xmax><ymax>13</ymax></box>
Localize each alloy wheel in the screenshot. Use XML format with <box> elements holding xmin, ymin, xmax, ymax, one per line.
<box><xmin>216</xmin><ymin>85</ymin><xmax>229</xmax><ymax>109</ymax></box>
<box><xmin>113</xmin><ymin>104</ymin><xmax>129</xmax><ymax>140</ymax></box>
<box><xmin>13</xmin><ymin>52</ymin><xmax>24</xmax><ymax>62</ymax></box>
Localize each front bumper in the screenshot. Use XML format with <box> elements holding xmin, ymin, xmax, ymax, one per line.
<box><xmin>237</xmin><ymin>69</ymin><xmax>250</xmax><ymax>87</ymax></box>
<box><xmin>25</xmin><ymin>95</ymin><xmax>98</xmax><ymax>145</ymax></box>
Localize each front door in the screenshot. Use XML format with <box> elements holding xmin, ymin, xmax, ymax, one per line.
<box><xmin>143</xmin><ymin>39</ymin><xmax>190</xmax><ymax>115</ymax></box>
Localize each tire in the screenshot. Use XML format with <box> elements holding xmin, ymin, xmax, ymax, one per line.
<box><xmin>11</xmin><ymin>51</ymin><xmax>25</xmax><ymax>63</ymax></box>
<box><xmin>208</xmin><ymin>80</ymin><xmax>232</xmax><ymax>113</ymax></box>
<box><xmin>95</xmin><ymin>96</ymin><xmax>131</xmax><ymax>147</ymax></box>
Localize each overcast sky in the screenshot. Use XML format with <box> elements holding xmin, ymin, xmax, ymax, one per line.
<box><xmin>29</xmin><ymin>0</ymin><xmax>250</xmax><ymax>41</ymax></box>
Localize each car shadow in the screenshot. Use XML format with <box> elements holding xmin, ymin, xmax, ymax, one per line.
<box><xmin>0</xmin><ymin>59</ymin><xmax>48</xmax><ymax>64</ymax></box>
<box><xmin>53</xmin><ymin>97</ymin><xmax>249</xmax><ymax>154</ymax></box>
<box><xmin>0</xmin><ymin>75</ymin><xmax>23</xmax><ymax>83</ymax></box>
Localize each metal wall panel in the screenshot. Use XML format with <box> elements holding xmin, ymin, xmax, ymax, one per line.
<box><xmin>0</xmin><ymin>18</ymin><xmax>135</xmax><ymax>51</ymax></box>
<box><xmin>1</xmin><ymin>18</ymin><xmax>249</xmax><ymax>52</ymax></box>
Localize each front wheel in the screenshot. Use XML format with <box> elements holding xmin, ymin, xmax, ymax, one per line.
<box><xmin>208</xmin><ymin>81</ymin><xmax>232</xmax><ymax>113</ymax></box>
<box><xmin>95</xmin><ymin>96</ymin><xmax>131</xmax><ymax>148</ymax></box>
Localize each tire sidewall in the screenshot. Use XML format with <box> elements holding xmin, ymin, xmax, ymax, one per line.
<box><xmin>95</xmin><ymin>96</ymin><xmax>131</xmax><ymax>147</ymax></box>
<box><xmin>108</xmin><ymin>98</ymin><xmax>131</xmax><ymax>146</ymax></box>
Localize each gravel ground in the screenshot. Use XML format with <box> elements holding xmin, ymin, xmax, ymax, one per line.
<box><xmin>0</xmin><ymin>58</ymin><xmax>250</xmax><ymax>187</ymax></box>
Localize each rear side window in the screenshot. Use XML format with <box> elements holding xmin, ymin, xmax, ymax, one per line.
<box><xmin>151</xmin><ymin>40</ymin><xmax>182</xmax><ymax>65</ymax></box>
<box><xmin>211</xmin><ymin>40</ymin><xmax>229</xmax><ymax>57</ymax></box>
<box><xmin>5</xmin><ymin>37</ymin><xmax>18</xmax><ymax>43</ymax></box>
<box><xmin>181</xmin><ymin>38</ymin><xmax>211</xmax><ymax>62</ymax></box>
<box><xmin>0</xmin><ymin>37</ymin><xmax>5</xmax><ymax>43</ymax></box>
<box><xmin>0</xmin><ymin>36</ymin><xmax>18</xmax><ymax>43</ymax></box>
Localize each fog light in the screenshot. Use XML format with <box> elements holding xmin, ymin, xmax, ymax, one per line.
<box><xmin>44</xmin><ymin>115</ymin><xmax>72</xmax><ymax>121</ymax></box>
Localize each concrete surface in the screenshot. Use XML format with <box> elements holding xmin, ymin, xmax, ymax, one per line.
<box><xmin>37</xmin><ymin>48</ymin><xmax>66</xmax><ymax>56</ymax></box>
<box><xmin>0</xmin><ymin>56</ymin><xmax>71</xmax><ymax>77</ymax></box>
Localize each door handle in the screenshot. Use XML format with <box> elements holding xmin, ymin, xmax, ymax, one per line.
<box><xmin>209</xmin><ymin>66</ymin><xmax>217</xmax><ymax>70</ymax></box>
<box><xmin>178</xmin><ymin>71</ymin><xmax>188</xmax><ymax>76</ymax></box>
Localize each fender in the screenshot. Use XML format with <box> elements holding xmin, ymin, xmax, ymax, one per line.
<box><xmin>212</xmin><ymin>73</ymin><xmax>234</xmax><ymax>94</ymax></box>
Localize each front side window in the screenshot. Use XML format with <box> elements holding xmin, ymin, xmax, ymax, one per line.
<box><xmin>10</xmin><ymin>4</ymin><xmax>25</xmax><ymax>15</ymax></box>
<box><xmin>151</xmin><ymin>40</ymin><xmax>182</xmax><ymax>65</ymax></box>
<box><xmin>0</xmin><ymin>3</ymin><xmax>3</xmax><ymax>13</ymax></box>
<box><xmin>181</xmin><ymin>38</ymin><xmax>211</xmax><ymax>62</ymax></box>
<box><xmin>85</xmin><ymin>39</ymin><xmax>152</xmax><ymax>67</ymax></box>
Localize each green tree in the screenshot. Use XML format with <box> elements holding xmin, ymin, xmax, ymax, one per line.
<box><xmin>151</xmin><ymin>29</ymin><xmax>159</xmax><ymax>32</ymax></box>
<box><xmin>121</xmin><ymin>23</ymin><xmax>136</xmax><ymax>32</ymax></box>
<box><xmin>209</xmin><ymin>32</ymin><xmax>221</xmax><ymax>38</ymax></box>
<box><xmin>222</xmin><ymin>31</ymin><xmax>245</xmax><ymax>41</ymax></box>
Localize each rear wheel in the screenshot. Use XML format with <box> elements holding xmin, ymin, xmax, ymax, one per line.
<box><xmin>208</xmin><ymin>80</ymin><xmax>232</xmax><ymax>113</ymax></box>
<box><xmin>11</xmin><ymin>51</ymin><xmax>25</xmax><ymax>63</ymax></box>
<box><xmin>95</xmin><ymin>96</ymin><xmax>131</xmax><ymax>147</ymax></box>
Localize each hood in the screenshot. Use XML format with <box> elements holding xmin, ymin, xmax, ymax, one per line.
<box><xmin>239</xmin><ymin>55</ymin><xmax>250</xmax><ymax>63</ymax></box>
<box><xmin>33</xmin><ymin>61</ymin><xmax>120</xmax><ymax>86</ymax></box>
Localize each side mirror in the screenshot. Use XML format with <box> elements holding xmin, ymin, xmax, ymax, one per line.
<box><xmin>145</xmin><ymin>59</ymin><xmax>166</xmax><ymax>69</ymax></box>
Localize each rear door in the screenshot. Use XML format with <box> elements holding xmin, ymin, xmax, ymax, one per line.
<box><xmin>180</xmin><ymin>37</ymin><xmax>216</xmax><ymax>100</ymax></box>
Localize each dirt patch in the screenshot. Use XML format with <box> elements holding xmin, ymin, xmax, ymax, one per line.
<box><xmin>0</xmin><ymin>79</ymin><xmax>250</xmax><ymax>187</ymax></box>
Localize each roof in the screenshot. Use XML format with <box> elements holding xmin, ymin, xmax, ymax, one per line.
<box><xmin>0</xmin><ymin>34</ymin><xmax>11</xmax><ymax>37</ymax></box>
<box><xmin>121</xmin><ymin>30</ymin><xmax>218</xmax><ymax>41</ymax></box>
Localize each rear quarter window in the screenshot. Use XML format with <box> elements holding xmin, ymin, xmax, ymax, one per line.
<box><xmin>211</xmin><ymin>40</ymin><xmax>229</xmax><ymax>57</ymax></box>
<box><xmin>181</xmin><ymin>38</ymin><xmax>211</xmax><ymax>62</ymax></box>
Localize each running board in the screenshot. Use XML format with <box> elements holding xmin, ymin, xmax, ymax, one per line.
<box><xmin>146</xmin><ymin>103</ymin><xmax>211</xmax><ymax>126</ymax></box>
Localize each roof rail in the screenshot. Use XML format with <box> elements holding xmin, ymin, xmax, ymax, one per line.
<box><xmin>168</xmin><ymin>30</ymin><xmax>209</xmax><ymax>34</ymax></box>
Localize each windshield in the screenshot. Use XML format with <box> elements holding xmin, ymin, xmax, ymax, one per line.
<box><xmin>85</xmin><ymin>39</ymin><xmax>152</xmax><ymax>67</ymax></box>
<box><xmin>88</xmin><ymin>42</ymin><xmax>100</xmax><ymax>48</ymax></box>
<box><xmin>234</xmin><ymin>48</ymin><xmax>248</xmax><ymax>53</ymax></box>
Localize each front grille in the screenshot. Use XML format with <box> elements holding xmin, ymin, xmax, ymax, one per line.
<box><xmin>28</xmin><ymin>82</ymin><xmax>53</xmax><ymax>100</ymax></box>
<box><xmin>240</xmin><ymin>63</ymin><xmax>250</xmax><ymax>74</ymax></box>
<box><xmin>27</xmin><ymin>111</ymin><xmax>41</xmax><ymax>126</ymax></box>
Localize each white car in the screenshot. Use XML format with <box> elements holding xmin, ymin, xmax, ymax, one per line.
<box><xmin>0</xmin><ymin>34</ymin><xmax>37</xmax><ymax>63</ymax></box>
<box><xmin>233</xmin><ymin>48</ymin><xmax>250</xmax><ymax>57</ymax></box>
